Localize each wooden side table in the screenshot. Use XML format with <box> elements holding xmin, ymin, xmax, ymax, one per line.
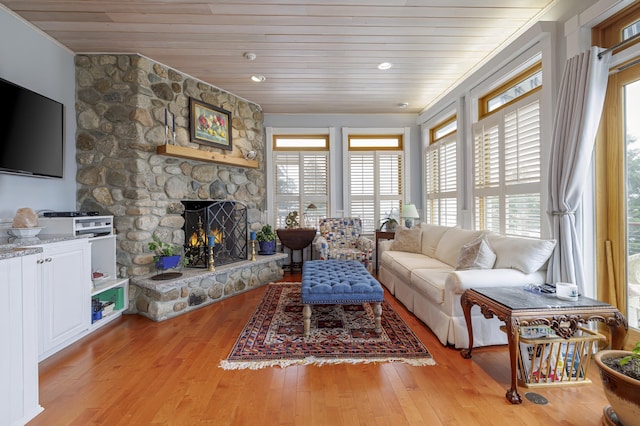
<box><xmin>375</xmin><ymin>230</ymin><xmax>395</xmax><ymax>275</ymax></box>
<box><xmin>460</xmin><ymin>287</ymin><xmax>627</xmax><ymax>404</ymax></box>
<box><xmin>276</xmin><ymin>228</ymin><xmax>317</xmax><ymax>273</ymax></box>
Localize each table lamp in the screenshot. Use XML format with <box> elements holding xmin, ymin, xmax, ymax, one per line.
<box><xmin>402</xmin><ymin>203</ymin><xmax>419</xmax><ymax>228</ymax></box>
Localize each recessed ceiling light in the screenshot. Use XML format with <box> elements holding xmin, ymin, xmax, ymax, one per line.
<box><xmin>398</xmin><ymin>102</ymin><xmax>409</xmax><ymax>108</ymax></box>
<box><xmin>378</xmin><ymin>62</ymin><xmax>393</xmax><ymax>70</ymax></box>
<box><xmin>244</xmin><ymin>52</ymin><xmax>257</xmax><ymax>61</ymax></box>
<box><xmin>251</xmin><ymin>75</ymin><xmax>266</xmax><ymax>82</ymax></box>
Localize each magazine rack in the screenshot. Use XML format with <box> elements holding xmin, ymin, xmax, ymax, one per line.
<box><xmin>503</xmin><ymin>326</ymin><xmax>605</xmax><ymax>387</ymax></box>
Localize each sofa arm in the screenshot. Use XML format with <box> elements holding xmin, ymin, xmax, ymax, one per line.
<box><xmin>445</xmin><ymin>268</ymin><xmax>546</xmax><ymax>295</ymax></box>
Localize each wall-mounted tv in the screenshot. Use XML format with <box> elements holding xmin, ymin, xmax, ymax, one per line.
<box><xmin>0</xmin><ymin>77</ymin><xmax>64</xmax><ymax>178</ymax></box>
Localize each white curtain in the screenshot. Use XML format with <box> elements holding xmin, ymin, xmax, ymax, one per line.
<box><xmin>547</xmin><ymin>47</ymin><xmax>611</xmax><ymax>294</ymax></box>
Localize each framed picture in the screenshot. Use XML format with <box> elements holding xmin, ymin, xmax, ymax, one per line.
<box><xmin>189</xmin><ymin>98</ymin><xmax>232</xmax><ymax>150</ymax></box>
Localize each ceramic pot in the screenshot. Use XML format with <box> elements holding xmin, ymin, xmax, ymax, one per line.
<box><xmin>155</xmin><ymin>255</ymin><xmax>181</xmax><ymax>270</ymax></box>
<box><xmin>259</xmin><ymin>240</ymin><xmax>276</xmax><ymax>255</ymax></box>
<box><xmin>594</xmin><ymin>350</ymin><xmax>640</xmax><ymax>426</ymax></box>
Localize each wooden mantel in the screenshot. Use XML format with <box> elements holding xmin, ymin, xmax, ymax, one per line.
<box><xmin>156</xmin><ymin>144</ymin><xmax>259</xmax><ymax>169</ymax></box>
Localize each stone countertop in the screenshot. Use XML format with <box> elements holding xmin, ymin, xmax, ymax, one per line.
<box><xmin>0</xmin><ymin>234</ymin><xmax>89</xmax><ymax>260</ymax></box>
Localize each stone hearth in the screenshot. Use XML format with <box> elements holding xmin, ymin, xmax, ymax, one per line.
<box><xmin>130</xmin><ymin>254</ymin><xmax>286</xmax><ymax>321</ymax></box>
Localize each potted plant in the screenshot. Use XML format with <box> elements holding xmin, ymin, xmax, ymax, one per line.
<box><xmin>256</xmin><ymin>224</ymin><xmax>276</xmax><ymax>255</ymax></box>
<box><xmin>148</xmin><ymin>234</ymin><xmax>182</xmax><ymax>270</ymax></box>
<box><xmin>380</xmin><ymin>215</ymin><xmax>398</xmax><ymax>232</ymax></box>
<box><xmin>594</xmin><ymin>341</ymin><xmax>640</xmax><ymax>425</ymax></box>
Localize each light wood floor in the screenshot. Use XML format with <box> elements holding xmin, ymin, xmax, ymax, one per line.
<box><xmin>30</xmin><ymin>273</ymin><xmax>610</xmax><ymax>426</ymax></box>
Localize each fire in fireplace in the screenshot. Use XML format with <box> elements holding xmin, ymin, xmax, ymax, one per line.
<box><xmin>182</xmin><ymin>200</ymin><xmax>248</xmax><ymax>268</ymax></box>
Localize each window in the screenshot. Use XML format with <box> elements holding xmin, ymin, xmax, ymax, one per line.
<box><xmin>473</xmin><ymin>83</ymin><xmax>541</xmax><ymax>237</ymax></box>
<box><xmin>425</xmin><ymin>117</ymin><xmax>457</xmax><ymax>226</ymax></box>
<box><xmin>479</xmin><ymin>63</ymin><xmax>542</xmax><ymax>118</ymax></box>
<box><xmin>593</xmin><ymin>2</ymin><xmax>640</xmax><ymax>342</ymax></box>
<box><xmin>347</xmin><ymin>134</ymin><xmax>403</xmax><ymax>234</ymax></box>
<box><xmin>273</xmin><ymin>135</ymin><xmax>329</xmax><ymax>228</ymax></box>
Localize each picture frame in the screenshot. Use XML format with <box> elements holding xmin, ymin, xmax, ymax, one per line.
<box><xmin>189</xmin><ymin>98</ymin><xmax>232</xmax><ymax>150</ymax></box>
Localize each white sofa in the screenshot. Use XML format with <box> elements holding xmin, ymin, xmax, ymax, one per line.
<box><xmin>378</xmin><ymin>224</ymin><xmax>556</xmax><ymax>348</ymax></box>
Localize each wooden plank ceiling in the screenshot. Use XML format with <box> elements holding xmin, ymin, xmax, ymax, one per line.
<box><xmin>2</xmin><ymin>0</ymin><xmax>556</xmax><ymax>114</ymax></box>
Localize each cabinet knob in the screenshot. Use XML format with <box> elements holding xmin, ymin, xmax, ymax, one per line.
<box><xmin>37</xmin><ymin>259</ymin><xmax>45</xmax><ymax>264</ymax></box>
<box><xmin>45</xmin><ymin>257</ymin><xmax>53</xmax><ymax>262</ymax></box>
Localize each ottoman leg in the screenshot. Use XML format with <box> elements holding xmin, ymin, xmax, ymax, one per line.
<box><xmin>303</xmin><ymin>304</ymin><xmax>312</xmax><ymax>337</ymax></box>
<box><xmin>372</xmin><ymin>302</ymin><xmax>382</xmax><ymax>334</ymax></box>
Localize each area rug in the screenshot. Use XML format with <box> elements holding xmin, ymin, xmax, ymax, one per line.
<box><xmin>219</xmin><ymin>283</ymin><xmax>435</xmax><ymax>370</ymax></box>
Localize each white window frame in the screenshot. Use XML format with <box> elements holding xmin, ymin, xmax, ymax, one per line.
<box><xmin>342</xmin><ymin>127</ymin><xmax>411</xmax><ymax>235</ymax></box>
<box><xmin>265</xmin><ymin>127</ymin><xmax>336</xmax><ymax>227</ymax></box>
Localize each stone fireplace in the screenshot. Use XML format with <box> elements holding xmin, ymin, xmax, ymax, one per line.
<box><xmin>73</xmin><ymin>53</ymin><xmax>286</xmax><ymax>320</ymax></box>
<box><xmin>182</xmin><ymin>200</ymin><xmax>247</xmax><ymax>268</ymax></box>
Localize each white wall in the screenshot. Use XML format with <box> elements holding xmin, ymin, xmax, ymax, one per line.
<box><xmin>264</xmin><ymin>113</ymin><xmax>421</xmax><ymax>213</ymax></box>
<box><xmin>0</xmin><ymin>7</ymin><xmax>77</xmax><ymax>221</ymax></box>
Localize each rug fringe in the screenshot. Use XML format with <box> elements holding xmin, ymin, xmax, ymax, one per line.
<box><xmin>219</xmin><ymin>356</ymin><xmax>436</xmax><ymax>370</ymax></box>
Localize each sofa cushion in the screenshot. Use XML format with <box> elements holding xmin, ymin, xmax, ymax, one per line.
<box><xmin>391</xmin><ymin>226</ymin><xmax>422</xmax><ymax>253</ymax></box>
<box><xmin>488</xmin><ymin>234</ymin><xmax>556</xmax><ymax>274</ymax></box>
<box><xmin>384</xmin><ymin>251</ymin><xmax>450</xmax><ymax>282</ymax></box>
<box><xmin>455</xmin><ymin>236</ymin><xmax>496</xmax><ymax>270</ymax></box>
<box><xmin>411</xmin><ymin>268</ymin><xmax>452</xmax><ymax>304</ymax></box>
<box><xmin>435</xmin><ymin>228</ymin><xmax>484</xmax><ymax>266</ymax></box>
<box><xmin>420</xmin><ymin>223</ymin><xmax>451</xmax><ymax>258</ymax></box>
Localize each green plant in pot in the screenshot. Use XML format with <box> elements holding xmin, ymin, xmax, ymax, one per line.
<box><xmin>148</xmin><ymin>234</ymin><xmax>183</xmax><ymax>270</ymax></box>
<box><xmin>256</xmin><ymin>224</ymin><xmax>276</xmax><ymax>255</ymax></box>
<box><xmin>594</xmin><ymin>340</ymin><xmax>640</xmax><ymax>425</ymax></box>
<box><xmin>379</xmin><ymin>215</ymin><xmax>398</xmax><ymax>232</ymax></box>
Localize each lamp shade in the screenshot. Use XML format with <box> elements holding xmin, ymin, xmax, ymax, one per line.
<box><xmin>402</xmin><ymin>203</ymin><xmax>419</xmax><ymax>218</ymax></box>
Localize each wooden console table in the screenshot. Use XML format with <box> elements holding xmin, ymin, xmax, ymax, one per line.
<box><xmin>375</xmin><ymin>230</ymin><xmax>395</xmax><ymax>275</ymax></box>
<box><xmin>460</xmin><ymin>287</ymin><xmax>627</xmax><ymax>404</ymax></box>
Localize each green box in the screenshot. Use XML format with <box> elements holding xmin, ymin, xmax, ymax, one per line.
<box><xmin>98</xmin><ymin>287</ymin><xmax>125</xmax><ymax>310</ymax></box>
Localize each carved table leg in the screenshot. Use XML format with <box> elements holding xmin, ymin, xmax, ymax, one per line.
<box><xmin>460</xmin><ymin>291</ymin><xmax>475</xmax><ymax>359</ymax></box>
<box><xmin>372</xmin><ymin>302</ymin><xmax>382</xmax><ymax>334</ymax></box>
<box><xmin>610</xmin><ymin>312</ymin><xmax>628</xmax><ymax>349</ymax></box>
<box><xmin>505</xmin><ymin>316</ymin><xmax>522</xmax><ymax>404</ymax></box>
<box><xmin>303</xmin><ymin>304</ymin><xmax>312</xmax><ymax>337</ymax></box>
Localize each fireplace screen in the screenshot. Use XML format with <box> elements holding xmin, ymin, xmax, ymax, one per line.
<box><xmin>182</xmin><ymin>200</ymin><xmax>248</xmax><ymax>268</ymax></box>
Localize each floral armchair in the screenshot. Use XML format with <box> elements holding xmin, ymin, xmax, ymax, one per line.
<box><xmin>314</xmin><ymin>217</ymin><xmax>374</xmax><ymax>271</ymax></box>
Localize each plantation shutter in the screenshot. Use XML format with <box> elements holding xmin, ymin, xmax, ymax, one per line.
<box><xmin>425</xmin><ymin>133</ymin><xmax>457</xmax><ymax>226</ymax></box>
<box><xmin>274</xmin><ymin>151</ymin><xmax>329</xmax><ymax>228</ymax></box>
<box><xmin>349</xmin><ymin>151</ymin><xmax>403</xmax><ymax>234</ymax></box>
<box><xmin>472</xmin><ymin>95</ymin><xmax>542</xmax><ymax>237</ymax></box>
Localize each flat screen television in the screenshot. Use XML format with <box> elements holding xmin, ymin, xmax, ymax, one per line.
<box><xmin>0</xmin><ymin>77</ymin><xmax>64</xmax><ymax>178</ymax></box>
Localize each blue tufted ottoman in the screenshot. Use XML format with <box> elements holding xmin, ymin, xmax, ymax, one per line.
<box><xmin>301</xmin><ymin>259</ymin><xmax>384</xmax><ymax>337</ymax></box>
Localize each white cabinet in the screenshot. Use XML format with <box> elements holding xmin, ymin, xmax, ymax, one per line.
<box><xmin>0</xmin><ymin>253</ymin><xmax>43</xmax><ymax>425</ymax></box>
<box><xmin>39</xmin><ymin>216</ymin><xmax>129</xmax><ymax>333</ymax></box>
<box><xmin>34</xmin><ymin>239</ymin><xmax>91</xmax><ymax>360</ymax></box>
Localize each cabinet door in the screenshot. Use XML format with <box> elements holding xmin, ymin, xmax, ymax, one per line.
<box><xmin>39</xmin><ymin>241</ymin><xmax>91</xmax><ymax>357</ymax></box>
<box><xmin>0</xmin><ymin>254</ymin><xmax>42</xmax><ymax>425</ymax></box>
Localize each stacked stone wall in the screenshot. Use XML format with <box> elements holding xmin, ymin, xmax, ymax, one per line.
<box><xmin>74</xmin><ymin>54</ymin><xmax>265</xmax><ymax>278</ymax></box>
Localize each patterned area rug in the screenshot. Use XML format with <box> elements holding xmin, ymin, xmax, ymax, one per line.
<box><xmin>219</xmin><ymin>283</ymin><xmax>435</xmax><ymax>370</ymax></box>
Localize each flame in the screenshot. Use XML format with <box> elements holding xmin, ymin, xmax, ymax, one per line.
<box><xmin>189</xmin><ymin>228</ymin><xmax>206</xmax><ymax>246</ymax></box>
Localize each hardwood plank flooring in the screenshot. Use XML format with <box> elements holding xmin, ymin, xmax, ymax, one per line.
<box><xmin>30</xmin><ymin>273</ymin><xmax>610</xmax><ymax>425</ymax></box>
